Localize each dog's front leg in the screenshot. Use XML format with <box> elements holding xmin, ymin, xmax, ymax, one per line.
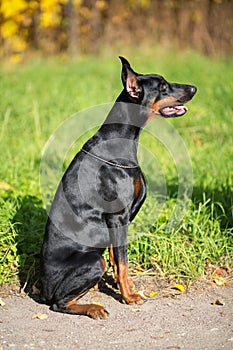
<box><xmin>111</xmin><ymin>244</ymin><xmax>144</xmax><ymax>305</ymax></box>
<box><xmin>109</xmin><ymin>244</ymin><xmax>135</xmax><ymax>290</ymax></box>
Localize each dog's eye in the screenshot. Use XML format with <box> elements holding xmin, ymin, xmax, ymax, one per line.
<box><xmin>160</xmin><ymin>82</ymin><xmax>167</xmax><ymax>92</ymax></box>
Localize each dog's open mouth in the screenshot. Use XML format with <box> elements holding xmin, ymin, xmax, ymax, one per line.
<box><xmin>160</xmin><ymin>105</ymin><xmax>188</xmax><ymax>117</ymax></box>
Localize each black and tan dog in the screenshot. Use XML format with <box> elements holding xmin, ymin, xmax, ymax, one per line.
<box><xmin>40</xmin><ymin>57</ymin><xmax>196</xmax><ymax>318</ymax></box>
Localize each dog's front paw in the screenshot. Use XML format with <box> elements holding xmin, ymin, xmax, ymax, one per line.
<box><xmin>123</xmin><ymin>292</ymin><xmax>145</xmax><ymax>305</ymax></box>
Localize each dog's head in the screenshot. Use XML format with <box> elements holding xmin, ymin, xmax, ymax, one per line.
<box><xmin>119</xmin><ymin>56</ymin><xmax>197</xmax><ymax>119</ymax></box>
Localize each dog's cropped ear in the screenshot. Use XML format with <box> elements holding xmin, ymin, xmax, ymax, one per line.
<box><xmin>119</xmin><ymin>56</ymin><xmax>142</xmax><ymax>99</ymax></box>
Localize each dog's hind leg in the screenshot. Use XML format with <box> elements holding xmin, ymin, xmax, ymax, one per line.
<box><xmin>50</xmin><ymin>251</ymin><xmax>108</xmax><ymax>318</ymax></box>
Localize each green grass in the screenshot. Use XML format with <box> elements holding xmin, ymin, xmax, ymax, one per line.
<box><xmin>0</xmin><ymin>51</ymin><xmax>232</xmax><ymax>285</ymax></box>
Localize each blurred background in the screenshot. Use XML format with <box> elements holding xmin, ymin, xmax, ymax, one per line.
<box><xmin>1</xmin><ymin>0</ymin><xmax>232</xmax><ymax>62</ymax></box>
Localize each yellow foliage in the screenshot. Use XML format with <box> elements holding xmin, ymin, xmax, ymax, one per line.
<box><xmin>40</xmin><ymin>12</ymin><xmax>61</xmax><ymax>28</ymax></box>
<box><xmin>128</xmin><ymin>0</ymin><xmax>150</xmax><ymax>8</ymax></box>
<box><xmin>40</xmin><ymin>0</ymin><xmax>68</xmax><ymax>12</ymax></box>
<box><xmin>96</xmin><ymin>0</ymin><xmax>108</xmax><ymax>11</ymax></box>
<box><xmin>40</xmin><ymin>0</ymin><xmax>68</xmax><ymax>27</ymax></box>
<box><xmin>1</xmin><ymin>0</ymin><xmax>27</xmax><ymax>18</ymax></box>
<box><xmin>0</xmin><ymin>0</ymin><xmax>70</xmax><ymax>58</ymax></box>
<box><xmin>28</xmin><ymin>1</ymin><xmax>39</xmax><ymax>11</ymax></box>
<box><xmin>1</xmin><ymin>20</ymin><xmax>18</xmax><ymax>38</ymax></box>
<box><xmin>9</xmin><ymin>54</ymin><xmax>23</xmax><ymax>64</ymax></box>
<box><xmin>40</xmin><ymin>0</ymin><xmax>60</xmax><ymax>11</ymax></box>
<box><xmin>74</xmin><ymin>0</ymin><xmax>83</xmax><ymax>6</ymax></box>
<box><xmin>9</xmin><ymin>35</ymin><xmax>27</xmax><ymax>52</ymax></box>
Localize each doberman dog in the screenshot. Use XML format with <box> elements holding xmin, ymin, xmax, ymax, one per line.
<box><xmin>40</xmin><ymin>57</ymin><xmax>197</xmax><ymax>318</ymax></box>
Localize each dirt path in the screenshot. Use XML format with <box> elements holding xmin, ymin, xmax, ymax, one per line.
<box><xmin>0</xmin><ymin>281</ymin><xmax>233</xmax><ymax>350</ymax></box>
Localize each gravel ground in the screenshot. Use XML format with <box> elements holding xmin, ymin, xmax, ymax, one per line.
<box><xmin>0</xmin><ymin>279</ymin><xmax>232</xmax><ymax>350</ymax></box>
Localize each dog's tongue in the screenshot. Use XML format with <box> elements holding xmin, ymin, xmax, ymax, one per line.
<box><xmin>162</xmin><ymin>105</ymin><xmax>188</xmax><ymax>116</ymax></box>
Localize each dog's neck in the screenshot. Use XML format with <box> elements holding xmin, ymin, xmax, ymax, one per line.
<box><xmin>83</xmin><ymin>99</ymin><xmax>146</xmax><ymax>164</ymax></box>
<box><xmin>105</xmin><ymin>106</ymin><xmax>145</xmax><ymax>128</ymax></box>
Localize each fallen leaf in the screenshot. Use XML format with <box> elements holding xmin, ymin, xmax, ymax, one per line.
<box><xmin>172</xmin><ymin>284</ymin><xmax>185</xmax><ymax>292</ymax></box>
<box><xmin>89</xmin><ymin>284</ymin><xmax>99</xmax><ymax>292</ymax></box>
<box><xmin>212</xmin><ymin>299</ymin><xmax>225</xmax><ymax>306</ymax></box>
<box><xmin>212</xmin><ymin>274</ymin><xmax>228</xmax><ymax>286</ymax></box>
<box><xmin>144</xmin><ymin>291</ymin><xmax>159</xmax><ymax>298</ymax></box>
<box><xmin>0</xmin><ymin>298</ymin><xmax>6</xmax><ymax>307</ymax></box>
<box><xmin>92</xmin><ymin>301</ymin><xmax>105</xmax><ymax>307</ymax></box>
<box><xmin>32</xmin><ymin>313</ymin><xmax>48</xmax><ymax>320</ymax></box>
<box><xmin>0</xmin><ymin>181</ymin><xmax>14</xmax><ymax>191</ymax></box>
<box><xmin>132</xmin><ymin>308</ymin><xmax>141</xmax><ymax>312</ymax></box>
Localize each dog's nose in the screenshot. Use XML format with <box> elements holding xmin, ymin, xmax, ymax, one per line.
<box><xmin>190</xmin><ymin>86</ymin><xmax>197</xmax><ymax>96</ymax></box>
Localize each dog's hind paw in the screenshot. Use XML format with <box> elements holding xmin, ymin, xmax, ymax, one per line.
<box><xmin>86</xmin><ymin>304</ymin><xmax>109</xmax><ymax>319</ymax></box>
